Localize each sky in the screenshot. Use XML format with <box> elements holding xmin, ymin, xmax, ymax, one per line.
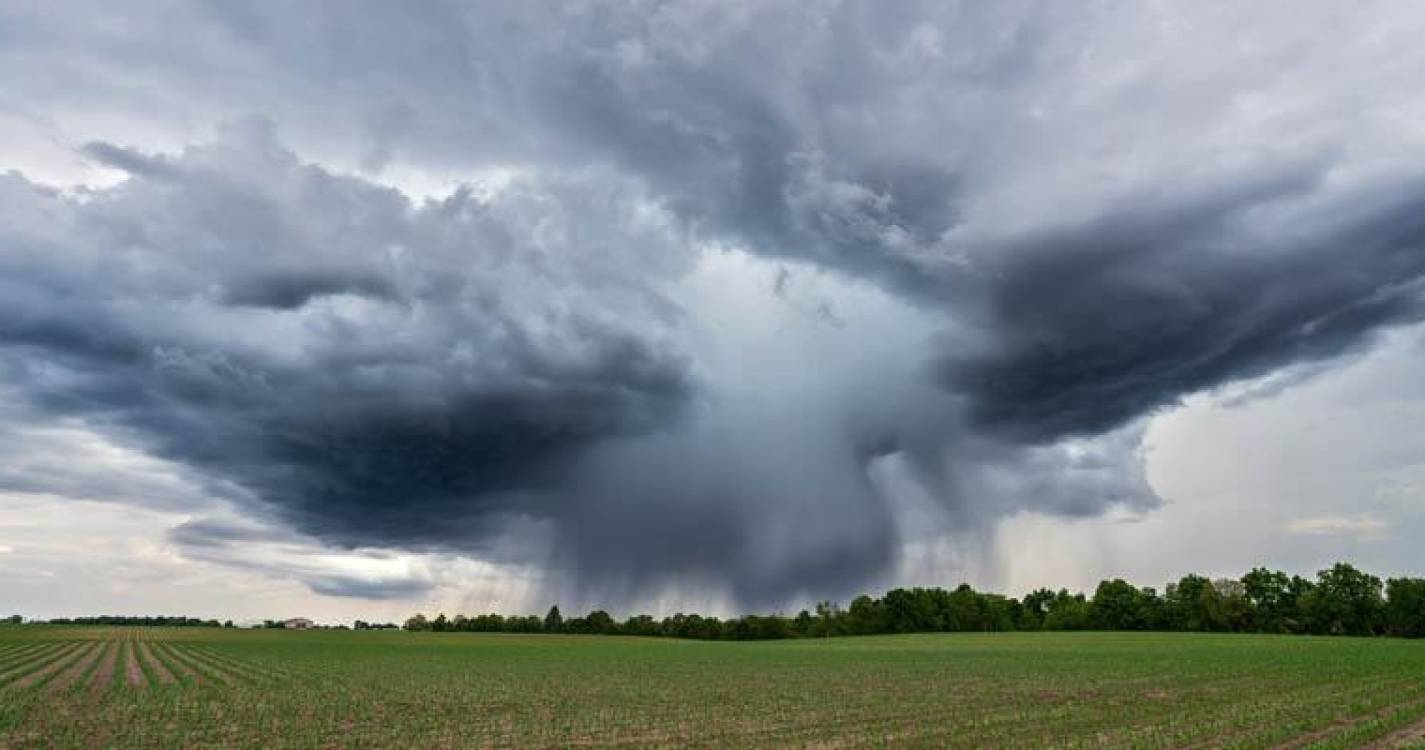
<box><xmin>3</xmin><ymin>1</ymin><xmax>1425</xmax><ymax>624</ymax></box>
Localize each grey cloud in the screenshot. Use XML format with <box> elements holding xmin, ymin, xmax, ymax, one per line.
<box><xmin>5</xmin><ymin>2</ymin><xmax>1425</xmax><ymax>608</ymax></box>
<box><xmin>303</xmin><ymin>576</ymin><xmax>433</xmax><ymax>601</ymax></box>
<box><xmin>386</xmin><ymin>3</ymin><xmax>1425</xmax><ymax>447</ymax></box>
<box><xmin>168</xmin><ymin>518</ymin><xmax>298</xmax><ymax>549</ymax></box>
<box><xmin>0</xmin><ymin>400</ymin><xmax>215</xmax><ymax>512</ymax></box>
<box><xmin>217</xmin><ymin>270</ymin><xmax>398</xmax><ymax>310</ymax></box>
<box><xmin>80</xmin><ymin>141</ymin><xmax>179</xmax><ymax>179</ymax></box>
<box><xmin>2</xmin><ymin>127</ymin><xmax>694</xmax><ymax>555</ymax></box>
<box><xmin>946</xmin><ymin>174</ymin><xmax>1425</xmax><ymax>442</ymax></box>
<box><xmin>166</xmin><ymin>517</ymin><xmax>437</xmax><ymax>600</ymax></box>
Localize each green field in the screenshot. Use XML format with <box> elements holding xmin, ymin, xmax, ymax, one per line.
<box><xmin>2</xmin><ymin>628</ymin><xmax>1425</xmax><ymax>748</ymax></box>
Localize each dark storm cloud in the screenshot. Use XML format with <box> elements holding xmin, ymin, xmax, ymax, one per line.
<box><xmin>6</xmin><ymin>2</ymin><xmax>1425</xmax><ymax>607</ymax></box>
<box><xmin>302</xmin><ymin>576</ymin><xmax>433</xmax><ymax>601</ymax></box>
<box><xmin>1</xmin><ymin>125</ymin><xmax>695</xmax><ymax>554</ymax></box>
<box><xmin>946</xmin><ymin>175</ymin><xmax>1425</xmax><ymax>442</ymax></box>
<box><xmin>348</xmin><ymin>2</ymin><xmax>1425</xmax><ymax>447</ymax></box>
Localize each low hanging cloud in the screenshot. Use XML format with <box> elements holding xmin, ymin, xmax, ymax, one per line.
<box><xmin>4</xmin><ymin>2</ymin><xmax>1425</xmax><ymax>609</ymax></box>
<box><xmin>2</xmin><ymin>122</ymin><xmax>695</xmax><ymax>554</ymax></box>
<box><xmin>167</xmin><ymin>518</ymin><xmax>440</xmax><ymax>601</ymax></box>
<box><xmin>0</xmin><ymin>124</ymin><xmax>1159</xmax><ymax>607</ymax></box>
<box><xmin>1284</xmin><ymin>514</ymin><xmax>1390</xmax><ymax>541</ymax></box>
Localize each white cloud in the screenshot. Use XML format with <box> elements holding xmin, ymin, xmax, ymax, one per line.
<box><xmin>1285</xmin><ymin>514</ymin><xmax>1389</xmax><ymax>540</ymax></box>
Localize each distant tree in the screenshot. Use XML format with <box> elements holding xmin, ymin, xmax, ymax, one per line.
<box><xmin>1139</xmin><ymin>588</ymin><xmax>1168</xmax><ymax>630</ymax></box>
<box><xmin>1385</xmin><ymin>578</ymin><xmax>1425</xmax><ymax>638</ymax></box>
<box><xmin>883</xmin><ymin>588</ymin><xmax>936</xmax><ymax>633</ymax></box>
<box><xmin>1212</xmin><ymin>578</ymin><xmax>1245</xmax><ymax>599</ymax></box>
<box><xmin>388</xmin><ymin>562</ymin><xmax>1421</xmax><ymax>642</ymax></box>
<box><xmin>544</xmin><ymin>605</ymin><xmax>564</xmax><ymax>633</ymax></box>
<box><xmin>1281</xmin><ymin>575</ymin><xmax>1316</xmax><ymax>634</ymax></box>
<box><xmin>792</xmin><ymin>610</ymin><xmax>814</xmax><ymax>636</ymax></box>
<box><xmin>979</xmin><ymin>593</ymin><xmax>1021</xmax><ymax>632</ymax></box>
<box><xmin>1042</xmin><ymin>590</ymin><xmax>1091</xmax><ymax>631</ymax></box>
<box><xmin>946</xmin><ymin>585</ymin><xmax>992</xmax><ymax>631</ymax></box>
<box><xmin>1090</xmin><ymin>579</ymin><xmax>1159</xmax><ymax>630</ymax></box>
<box><xmin>3</xmin><ymin>615</ymin><xmax>21</xmax><ymax>625</ymax></box>
<box><xmin>1166</xmin><ymin>574</ymin><xmax>1226</xmax><ymax>631</ymax></box>
<box><xmin>847</xmin><ymin>595</ymin><xmax>883</xmax><ymax>634</ymax></box>
<box><xmin>622</xmin><ymin>614</ymin><xmax>660</xmax><ymax>636</ymax></box>
<box><xmin>1242</xmin><ymin>568</ymin><xmax>1294</xmax><ymax>632</ymax></box>
<box><xmin>1213</xmin><ymin>578</ymin><xmax>1252</xmax><ymax>632</ymax></box>
<box><xmin>1019</xmin><ymin>589</ymin><xmax>1055</xmax><ymax>630</ymax></box>
<box><xmin>1305</xmin><ymin>563</ymin><xmax>1384</xmax><ymax>636</ymax></box>
<box><xmin>725</xmin><ymin>614</ymin><xmax>787</xmax><ymax>640</ymax></box>
<box><xmin>814</xmin><ymin>601</ymin><xmax>846</xmax><ymax>637</ymax></box>
<box><xmin>585</xmin><ymin>610</ymin><xmax>617</xmax><ymax>635</ymax></box>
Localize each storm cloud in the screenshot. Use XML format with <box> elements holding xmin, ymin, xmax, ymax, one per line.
<box><xmin>1</xmin><ymin>123</ymin><xmax>694</xmax><ymax>552</ymax></box>
<box><xmin>4</xmin><ymin>2</ymin><xmax>1425</xmax><ymax>609</ymax></box>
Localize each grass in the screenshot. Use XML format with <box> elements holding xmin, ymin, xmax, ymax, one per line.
<box><xmin>1</xmin><ymin>628</ymin><xmax>1424</xmax><ymax>748</ymax></box>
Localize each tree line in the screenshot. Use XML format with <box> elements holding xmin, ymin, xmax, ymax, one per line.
<box><xmin>39</xmin><ymin>615</ymin><xmax>234</xmax><ymax>627</ymax></box>
<box><xmin>402</xmin><ymin>563</ymin><xmax>1425</xmax><ymax>640</ymax></box>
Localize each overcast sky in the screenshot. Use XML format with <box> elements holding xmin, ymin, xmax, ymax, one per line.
<box><xmin>3</xmin><ymin>1</ymin><xmax>1425</xmax><ymax>623</ymax></box>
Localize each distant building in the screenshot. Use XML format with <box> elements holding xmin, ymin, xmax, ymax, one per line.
<box><xmin>282</xmin><ymin>617</ymin><xmax>314</xmax><ymax>630</ymax></box>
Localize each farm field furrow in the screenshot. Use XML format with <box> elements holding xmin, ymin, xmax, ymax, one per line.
<box><xmin>83</xmin><ymin>641</ymin><xmax>119</xmax><ymax>696</ymax></box>
<box><xmin>149</xmin><ymin>643</ymin><xmax>202</xmax><ymax>686</ymax></box>
<box><xmin>10</xmin><ymin>642</ymin><xmax>101</xmax><ymax>692</ymax></box>
<box><xmin>168</xmin><ymin>647</ymin><xmax>244</xmax><ymax>685</ymax></box>
<box><xmin>161</xmin><ymin>645</ymin><xmax>215</xmax><ymax>683</ymax></box>
<box><xmin>0</xmin><ymin>643</ymin><xmax>83</xmax><ymax>687</ymax></box>
<box><xmin>0</xmin><ymin>645</ymin><xmax>58</xmax><ymax>675</ymax></box>
<box><xmin>41</xmin><ymin>643</ymin><xmax>105</xmax><ymax>695</ymax></box>
<box><xmin>134</xmin><ymin>641</ymin><xmax>174</xmax><ymax>685</ymax></box>
<box><xmin>0</xmin><ymin>629</ymin><xmax>1423</xmax><ymax>749</ymax></box>
<box><xmin>120</xmin><ymin>641</ymin><xmax>143</xmax><ymax>689</ymax></box>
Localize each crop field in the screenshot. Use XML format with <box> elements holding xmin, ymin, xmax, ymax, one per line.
<box><xmin>1</xmin><ymin>629</ymin><xmax>1424</xmax><ymax>748</ymax></box>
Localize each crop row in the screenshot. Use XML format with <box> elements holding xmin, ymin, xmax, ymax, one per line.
<box><xmin>0</xmin><ymin>637</ymin><xmax>267</xmax><ymax>695</ymax></box>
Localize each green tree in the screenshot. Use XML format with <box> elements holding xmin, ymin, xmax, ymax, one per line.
<box><xmin>403</xmin><ymin>613</ymin><xmax>430</xmax><ymax>631</ymax></box>
<box><xmin>1213</xmin><ymin>578</ymin><xmax>1252</xmax><ymax>632</ymax></box>
<box><xmin>1166</xmin><ymin>574</ymin><xmax>1226</xmax><ymax>631</ymax></box>
<box><xmin>847</xmin><ymin>595</ymin><xmax>884</xmax><ymax>634</ymax></box>
<box><xmin>946</xmin><ymin>585</ymin><xmax>993</xmax><ymax>631</ymax></box>
<box><xmin>1242</xmin><ymin>568</ymin><xmax>1296</xmax><ymax>632</ymax></box>
<box><xmin>1385</xmin><ymin>578</ymin><xmax>1425</xmax><ymax>638</ymax></box>
<box><xmin>1091</xmin><ymin>579</ymin><xmax>1157</xmax><ymax>630</ymax></box>
<box><xmin>543</xmin><ymin>605</ymin><xmax>564</xmax><ymax>633</ymax></box>
<box><xmin>792</xmin><ymin>609</ymin><xmax>814</xmax><ymax>636</ymax></box>
<box><xmin>1042</xmin><ymin>590</ymin><xmax>1091</xmax><ymax>630</ymax></box>
<box><xmin>1305</xmin><ymin>563</ymin><xmax>1384</xmax><ymax>636</ymax></box>
<box><xmin>1019</xmin><ymin>588</ymin><xmax>1055</xmax><ymax>630</ymax></box>
<box><xmin>622</xmin><ymin>614</ymin><xmax>660</xmax><ymax>636</ymax></box>
<box><xmin>585</xmin><ymin>610</ymin><xmax>617</xmax><ymax>634</ymax></box>
<box><xmin>884</xmin><ymin>588</ymin><xmax>952</xmax><ymax>633</ymax></box>
<box><xmin>813</xmin><ymin>601</ymin><xmax>845</xmax><ymax>637</ymax></box>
